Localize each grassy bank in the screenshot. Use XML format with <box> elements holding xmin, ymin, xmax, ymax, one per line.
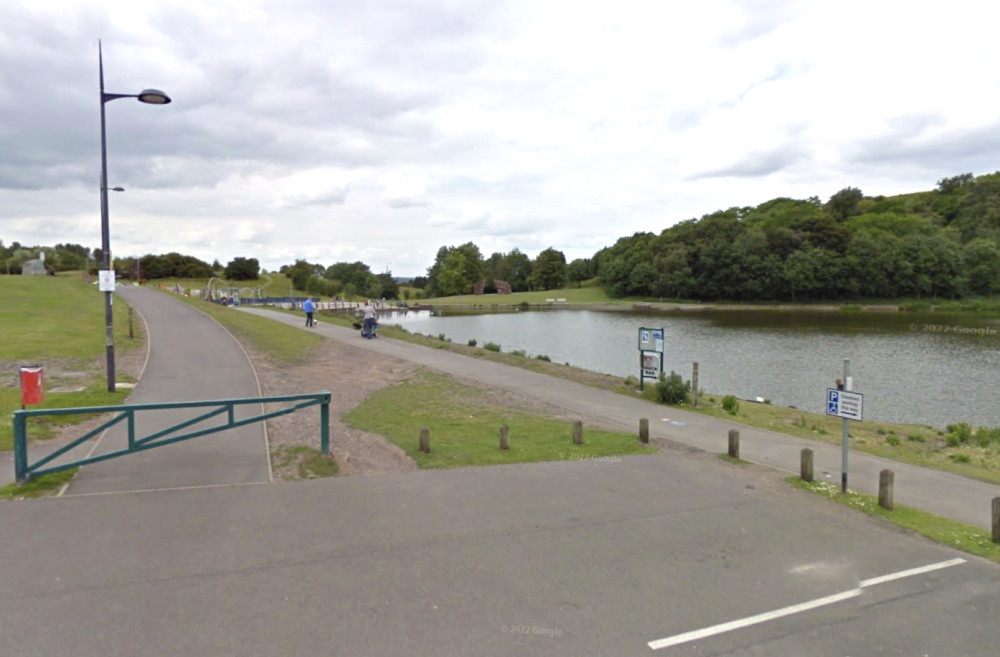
<box><xmin>343</xmin><ymin>370</ymin><xmax>655</xmax><ymax>468</ymax></box>
<box><xmin>0</xmin><ymin>274</ymin><xmax>142</xmax><ymax>451</ymax></box>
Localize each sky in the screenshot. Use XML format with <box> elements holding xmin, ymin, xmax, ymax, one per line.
<box><xmin>2</xmin><ymin>0</ymin><xmax>1000</xmax><ymax>277</ymax></box>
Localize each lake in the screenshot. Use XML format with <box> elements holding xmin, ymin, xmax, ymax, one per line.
<box><xmin>380</xmin><ymin>307</ymin><xmax>1000</xmax><ymax>429</ymax></box>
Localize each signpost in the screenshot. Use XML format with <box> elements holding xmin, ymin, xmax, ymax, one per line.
<box><xmin>638</xmin><ymin>327</ymin><xmax>664</xmax><ymax>390</ymax></box>
<box><xmin>825</xmin><ymin>358</ymin><xmax>863</xmax><ymax>494</ymax></box>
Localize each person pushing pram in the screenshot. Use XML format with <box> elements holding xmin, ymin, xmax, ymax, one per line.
<box><xmin>361</xmin><ymin>300</ymin><xmax>378</xmax><ymax>339</ymax></box>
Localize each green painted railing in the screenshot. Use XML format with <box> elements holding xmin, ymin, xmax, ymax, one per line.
<box><xmin>12</xmin><ymin>392</ymin><xmax>330</xmax><ymax>483</ymax></box>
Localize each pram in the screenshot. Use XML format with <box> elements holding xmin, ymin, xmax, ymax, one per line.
<box><xmin>353</xmin><ymin>320</ymin><xmax>379</xmax><ymax>338</ymax></box>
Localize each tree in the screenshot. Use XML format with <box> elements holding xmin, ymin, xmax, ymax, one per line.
<box><xmin>224</xmin><ymin>257</ymin><xmax>260</xmax><ymax>280</ymax></box>
<box><xmin>565</xmin><ymin>258</ymin><xmax>592</xmax><ymax>286</ymax></box>
<box><xmin>286</xmin><ymin>259</ymin><xmax>320</xmax><ymax>292</ymax></box>
<box><xmin>963</xmin><ymin>238</ymin><xmax>1000</xmax><ymax>295</ymax></box>
<box><xmin>530</xmin><ymin>247</ymin><xmax>567</xmax><ymax>291</ymax></box>
<box><xmin>826</xmin><ymin>187</ymin><xmax>864</xmax><ymax>221</ymax></box>
<box><xmin>426</xmin><ymin>242</ymin><xmax>483</xmax><ymax>297</ymax></box>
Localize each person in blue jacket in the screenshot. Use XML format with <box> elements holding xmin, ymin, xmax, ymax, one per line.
<box><xmin>303</xmin><ymin>297</ymin><xmax>315</xmax><ymax>327</ymax></box>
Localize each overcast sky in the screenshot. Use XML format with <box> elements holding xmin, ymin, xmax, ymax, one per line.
<box><xmin>2</xmin><ymin>0</ymin><xmax>999</xmax><ymax>276</ymax></box>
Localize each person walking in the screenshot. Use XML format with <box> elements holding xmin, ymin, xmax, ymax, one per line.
<box><xmin>362</xmin><ymin>300</ymin><xmax>377</xmax><ymax>338</ymax></box>
<box><xmin>303</xmin><ymin>297</ymin><xmax>315</xmax><ymax>327</ymax></box>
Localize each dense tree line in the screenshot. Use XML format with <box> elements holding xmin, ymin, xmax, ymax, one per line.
<box><xmin>280</xmin><ymin>259</ymin><xmax>399</xmax><ymax>300</ymax></box>
<box><xmin>0</xmin><ymin>241</ymin><xmax>93</xmax><ymax>274</ymax></box>
<box><xmin>421</xmin><ymin>243</ymin><xmax>581</xmax><ymax>298</ymax></box>
<box><xmin>595</xmin><ymin>172</ymin><xmax>1000</xmax><ymax>301</ymax></box>
<box><xmin>8</xmin><ymin>171</ymin><xmax>998</xmax><ymax>302</ymax></box>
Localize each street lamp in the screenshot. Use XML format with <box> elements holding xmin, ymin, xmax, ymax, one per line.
<box><xmin>98</xmin><ymin>40</ymin><xmax>170</xmax><ymax>392</ymax></box>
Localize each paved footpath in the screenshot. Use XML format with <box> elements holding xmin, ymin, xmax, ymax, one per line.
<box><xmin>245</xmin><ymin>306</ymin><xmax>1000</xmax><ymax>530</ymax></box>
<box><xmin>1</xmin><ymin>287</ymin><xmax>270</xmax><ymax>492</ymax></box>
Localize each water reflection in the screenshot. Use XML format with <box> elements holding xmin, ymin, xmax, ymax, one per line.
<box><xmin>382</xmin><ymin>308</ymin><xmax>1000</xmax><ymax>428</ymax></box>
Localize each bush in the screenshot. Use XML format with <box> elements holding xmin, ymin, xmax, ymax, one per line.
<box><xmin>535</xmin><ymin>354</ymin><xmax>551</xmax><ymax>362</ymax></box>
<box><xmin>946</xmin><ymin>422</ymin><xmax>973</xmax><ymax>444</ymax></box>
<box><xmin>484</xmin><ymin>342</ymin><xmax>502</xmax><ymax>352</ymax></box>
<box><xmin>511</xmin><ymin>349</ymin><xmax>527</xmax><ymax>357</ymax></box>
<box><xmin>655</xmin><ymin>371</ymin><xmax>691</xmax><ymax>405</ymax></box>
<box><xmin>974</xmin><ymin>426</ymin><xmax>1000</xmax><ymax>447</ymax></box>
<box><xmin>885</xmin><ymin>435</ymin><xmax>901</xmax><ymax>446</ymax></box>
<box><xmin>467</xmin><ymin>339</ymin><xmax>477</xmax><ymax>347</ymax></box>
<box><xmin>722</xmin><ymin>395</ymin><xmax>740</xmax><ymax>415</ymax></box>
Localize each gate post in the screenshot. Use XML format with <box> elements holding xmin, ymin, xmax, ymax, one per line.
<box><xmin>13</xmin><ymin>411</ymin><xmax>27</xmax><ymax>483</ymax></box>
<box><xmin>320</xmin><ymin>393</ymin><xmax>330</xmax><ymax>455</ymax></box>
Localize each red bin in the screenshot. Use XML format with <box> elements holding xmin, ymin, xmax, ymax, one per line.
<box><xmin>20</xmin><ymin>365</ymin><xmax>44</xmax><ymax>406</ymax></box>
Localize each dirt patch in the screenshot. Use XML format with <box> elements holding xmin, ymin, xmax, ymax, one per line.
<box><xmin>247</xmin><ymin>336</ymin><xmax>422</xmax><ymax>479</ymax></box>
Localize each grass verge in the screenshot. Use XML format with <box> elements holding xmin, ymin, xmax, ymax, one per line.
<box><xmin>343</xmin><ymin>370</ymin><xmax>655</xmax><ymax>468</ymax></box>
<box><xmin>0</xmin><ymin>468</ymin><xmax>78</xmax><ymax>499</ymax></box>
<box><xmin>789</xmin><ymin>477</ymin><xmax>1000</xmax><ymax>564</ymax></box>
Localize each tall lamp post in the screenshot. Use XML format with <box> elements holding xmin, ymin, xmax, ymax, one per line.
<box><xmin>99</xmin><ymin>40</ymin><xmax>170</xmax><ymax>392</ymax></box>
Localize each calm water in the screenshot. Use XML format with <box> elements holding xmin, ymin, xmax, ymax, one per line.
<box><xmin>381</xmin><ymin>308</ymin><xmax>1000</xmax><ymax>428</ymax></box>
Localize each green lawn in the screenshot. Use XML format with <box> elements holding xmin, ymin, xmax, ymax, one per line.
<box><xmin>0</xmin><ymin>274</ymin><xmax>141</xmax><ymax>451</ymax></box>
<box><xmin>343</xmin><ymin>370</ymin><xmax>655</xmax><ymax>468</ymax></box>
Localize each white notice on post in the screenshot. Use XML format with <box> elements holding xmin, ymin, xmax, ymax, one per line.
<box><xmin>98</xmin><ymin>270</ymin><xmax>116</xmax><ymax>292</ymax></box>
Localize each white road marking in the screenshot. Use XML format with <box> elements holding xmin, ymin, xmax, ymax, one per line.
<box><xmin>648</xmin><ymin>590</ymin><xmax>861</xmax><ymax>650</ymax></box>
<box><xmin>648</xmin><ymin>558</ymin><xmax>966</xmax><ymax>650</ymax></box>
<box><xmin>859</xmin><ymin>557</ymin><xmax>966</xmax><ymax>588</ymax></box>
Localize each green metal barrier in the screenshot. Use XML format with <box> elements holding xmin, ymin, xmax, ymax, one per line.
<box><xmin>12</xmin><ymin>392</ymin><xmax>331</xmax><ymax>483</ymax></box>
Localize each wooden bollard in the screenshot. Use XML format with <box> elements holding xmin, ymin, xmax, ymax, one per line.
<box><xmin>499</xmin><ymin>424</ymin><xmax>509</xmax><ymax>450</ymax></box>
<box><xmin>572</xmin><ymin>420</ymin><xmax>583</xmax><ymax>445</ymax></box>
<box><xmin>691</xmin><ymin>362</ymin><xmax>699</xmax><ymax>407</ymax></box>
<box><xmin>879</xmin><ymin>469</ymin><xmax>894</xmax><ymax>510</ymax></box>
<box><xmin>800</xmin><ymin>448</ymin><xmax>814</xmax><ymax>482</ymax></box>
<box><xmin>639</xmin><ymin>418</ymin><xmax>649</xmax><ymax>444</ymax></box>
<box><xmin>993</xmin><ymin>497</ymin><xmax>1000</xmax><ymax>544</ymax></box>
<box><xmin>419</xmin><ymin>427</ymin><xmax>430</xmax><ymax>454</ymax></box>
<box><xmin>728</xmin><ymin>429</ymin><xmax>739</xmax><ymax>458</ymax></box>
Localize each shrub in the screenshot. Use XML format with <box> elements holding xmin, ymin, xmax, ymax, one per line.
<box><xmin>484</xmin><ymin>342</ymin><xmax>502</xmax><ymax>352</ymax></box>
<box><xmin>655</xmin><ymin>371</ymin><xmax>691</xmax><ymax>405</ymax></box>
<box><xmin>722</xmin><ymin>395</ymin><xmax>740</xmax><ymax>415</ymax></box>
<box><xmin>907</xmin><ymin>433</ymin><xmax>925</xmax><ymax>443</ymax></box>
<box><xmin>885</xmin><ymin>435</ymin><xmax>900</xmax><ymax>446</ymax></box>
<box><xmin>949</xmin><ymin>453</ymin><xmax>970</xmax><ymax>463</ymax></box>
<box><xmin>467</xmin><ymin>339</ymin><xmax>477</xmax><ymax>347</ymax></box>
<box><xmin>946</xmin><ymin>422</ymin><xmax>973</xmax><ymax>444</ymax></box>
<box><xmin>511</xmin><ymin>349</ymin><xmax>527</xmax><ymax>357</ymax></box>
<box><xmin>535</xmin><ymin>354</ymin><xmax>551</xmax><ymax>362</ymax></box>
<box><xmin>974</xmin><ymin>426</ymin><xmax>1000</xmax><ymax>447</ymax></box>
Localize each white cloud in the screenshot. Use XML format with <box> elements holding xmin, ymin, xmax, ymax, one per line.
<box><xmin>2</xmin><ymin>0</ymin><xmax>1000</xmax><ymax>276</ymax></box>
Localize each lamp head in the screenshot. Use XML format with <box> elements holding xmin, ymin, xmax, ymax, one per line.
<box><xmin>137</xmin><ymin>88</ymin><xmax>171</xmax><ymax>105</ymax></box>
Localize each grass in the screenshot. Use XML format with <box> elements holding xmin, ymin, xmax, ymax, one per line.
<box><xmin>410</xmin><ymin>285</ymin><xmax>621</xmax><ymax>307</ymax></box>
<box><xmin>169</xmin><ymin>291</ymin><xmax>322</xmax><ymax>366</ymax></box>
<box><xmin>272</xmin><ymin>445</ymin><xmax>339</xmax><ymax>478</ymax></box>
<box><xmin>0</xmin><ymin>468</ymin><xmax>78</xmax><ymax>499</ymax></box>
<box><xmin>790</xmin><ymin>478</ymin><xmax>1000</xmax><ymax>564</ymax></box>
<box><xmin>343</xmin><ymin>370</ymin><xmax>655</xmax><ymax>468</ymax></box>
<box><xmin>692</xmin><ymin>393</ymin><xmax>1000</xmax><ymax>486</ymax></box>
<box><xmin>0</xmin><ymin>274</ymin><xmax>143</xmax><ymax>451</ymax></box>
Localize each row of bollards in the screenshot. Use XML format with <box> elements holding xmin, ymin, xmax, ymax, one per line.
<box><xmin>798</xmin><ymin>445</ymin><xmax>1000</xmax><ymax>544</ymax></box>
<box><xmin>417</xmin><ymin>417</ymin><xmax>657</xmax><ymax>455</ymax></box>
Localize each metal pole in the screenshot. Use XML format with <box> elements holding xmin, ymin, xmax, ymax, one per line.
<box><xmin>99</xmin><ymin>43</ymin><xmax>116</xmax><ymax>393</ymax></box>
<box><xmin>841</xmin><ymin>358</ymin><xmax>849</xmax><ymax>494</ymax></box>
